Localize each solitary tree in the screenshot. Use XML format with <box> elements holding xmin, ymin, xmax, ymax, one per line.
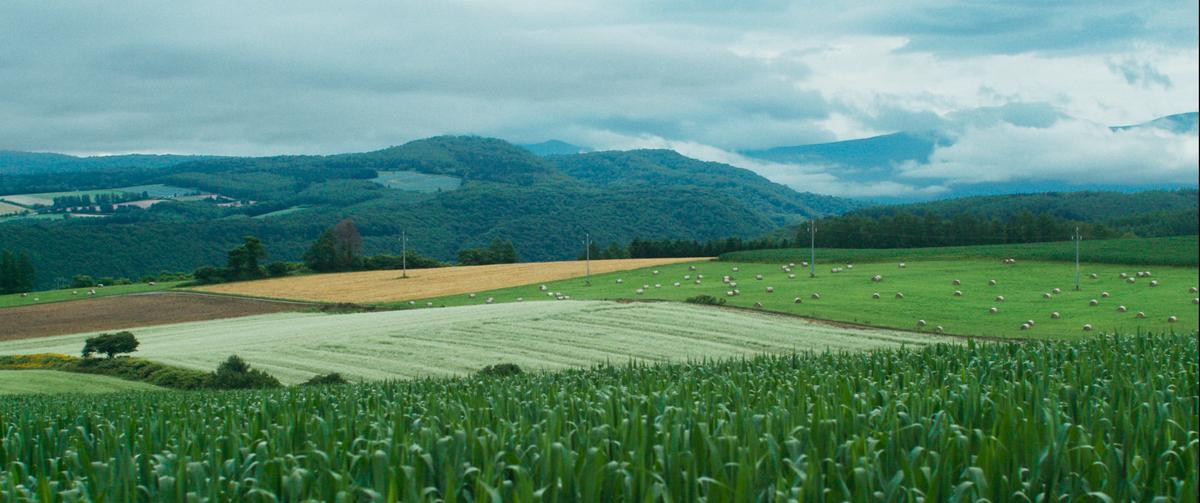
<box><xmin>226</xmin><ymin>236</ymin><xmax>267</xmax><ymax>280</ymax></box>
<box><xmin>82</xmin><ymin>331</ymin><xmax>139</xmax><ymax>358</ymax></box>
<box><xmin>304</xmin><ymin>219</ymin><xmax>363</xmax><ymax>272</ymax></box>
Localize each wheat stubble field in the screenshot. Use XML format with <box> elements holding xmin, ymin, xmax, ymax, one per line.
<box><xmin>192</xmin><ymin>257</ymin><xmax>708</xmax><ymax>303</ymax></box>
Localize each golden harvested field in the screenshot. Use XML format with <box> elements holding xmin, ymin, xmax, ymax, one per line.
<box><xmin>192</xmin><ymin>257</ymin><xmax>709</xmax><ymax>303</ymax></box>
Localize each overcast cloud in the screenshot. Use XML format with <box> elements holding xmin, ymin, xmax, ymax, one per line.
<box><xmin>0</xmin><ymin>1</ymin><xmax>1196</xmax><ymax>197</ymax></box>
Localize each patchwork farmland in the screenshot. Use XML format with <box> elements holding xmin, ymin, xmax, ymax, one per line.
<box><xmin>0</xmin><ymin>301</ymin><xmax>951</xmax><ymax>384</ymax></box>
<box><xmin>192</xmin><ymin>257</ymin><xmax>708</xmax><ymax>303</ymax></box>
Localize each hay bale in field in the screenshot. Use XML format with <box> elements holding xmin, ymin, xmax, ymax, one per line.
<box><xmin>695</xmin><ymin>280</ymin><xmax>702</xmax><ymax>285</ymax></box>
<box><xmin>954</xmin><ymin>290</ymin><xmax>963</xmax><ymax>297</ymax></box>
<box><xmin>20</xmin><ymin>293</ymin><xmax>27</xmax><ymax>298</ymax></box>
<box><xmin>1020</xmin><ymin>323</ymin><xmax>1030</xmax><ymax>330</ymax></box>
<box><xmin>753</xmin><ymin>302</ymin><xmax>763</xmax><ymax>309</ymax></box>
<box><xmin>895</xmin><ymin>292</ymin><xmax>905</xmax><ymax>299</ymax></box>
<box><xmin>1188</xmin><ymin>286</ymin><xmax>1198</xmax><ymax>293</ymax></box>
<box><xmin>846</xmin><ymin>264</ymin><xmax>854</xmax><ymax>269</ymax></box>
<box><xmin>683</xmin><ymin>275</ymin><xmax>690</xmax><ymax>280</ymax></box>
<box><xmin>801</xmin><ymin>261</ymin><xmax>808</xmax><ymax>267</ymax></box>
<box><xmin>408</xmin><ymin>300</ymin><xmax>415</xmax><ymax>305</ymax></box>
<box><xmin>1193</xmin><ymin>298</ymin><xmax>1199</xmax><ymax>305</ymax></box>
<box><xmin>1051</xmin><ymin>288</ymin><xmax>1061</xmax><ymax>294</ymax></box>
<box><xmin>1149</xmin><ymin>280</ymin><xmax>1158</xmax><ymax>287</ymax></box>
<box><xmin>1168</xmin><ymin>315</ymin><xmax>1178</xmax><ymax>323</ymax></box>
<box><xmin>643</xmin><ymin>284</ymin><xmax>650</xmax><ymax>289</ymax></box>
<box><xmin>1101</xmin><ymin>291</ymin><xmax>1111</xmax><ymax>298</ymax></box>
<box><xmin>995</xmin><ymin>295</ymin><xmax>1005</xmax><ymax>302</ymax></box>
<box><xmin>1082</xmin><ymin>324</ymin><xmax>1093</xmax><ymax>331</ymax></box>
<box><xmin>652</xmin><ymin>270</ymin><xmax>659</xmax><ymax>275</ymax></box>
<box><xmin>516</xmin><ymin>297</ymin><xmax>523</xmax><ymax>301</ymax></box>
<box><xmin>917</xmin><ymin>319</ymin><xmax>926</xmax><ymax>327</ymax></box>
<box><xmin>898</xmin><ymin>262</ymin><xmax>906</xmax><ymax>268</ymax></box>
<box><xmin>788</xmin><ymin>274</ymin><xmax>796</xmax><ymax>279</ymax></box>
<box><xmin>72</xmin><ymin>291</ymin><xmax>78</xmax><ymax>295</ymax></box>
<box><xmin>1026</xmin><ymin>319</ymin><xmax>1035</xmax><ymax>326</ymax></box>
<box><xmin>1043</xmin><ymin>292</ymin><xmax>1052</xmax><ymax>299</ymax></box>
<box><xmin>1089</xmin><ymin>299</ymin><xmax>1099</xmax><ymax>306</ymax></box>
<box><xmin>540</xmin><ymin>285</ymin><xmax>548</xmax><ymax>291</ymax></box>
<box><xmin>811</xmin><ymin>293</ymin><xmax>821</xmax><ymax>300</ymax></box>
<box><xmin>636</xmin><ymin>288</ymin><xmax>645</xmax><ymax>295</ymax></box>
<box><xmin>1117</xmin><ymin>305</ymin><xmax>1127</xmax><ymax>312</ymax></box>
<box><xmin>871</xmin><ymin>275</ymin><xmax>883</xmax><ymax>283</ymax></box>
<box><xmin>689</xmin><ymin>265</ymin><xmax>696</xmax><ymax>270</ymax></box>
<box><xmin>1126</xmin><ymin>277</ymin><xmax>1136</xmax><ymax>284</ymax></box>
<box><xmin>1119</xmin><ymin>272</ymin><xmax>1128</xmax><ymax>279</ymax></box>
<box><xmin>755</xmin><ymin>274</ymin><xmax>763</xmax><ymax>280</ymax></box>
<box><xmin>697</xmin><ymin>274</ymin><xmax>704</xmax><ymax>279</ymax></box>
<box><xmin>726</xmin><ymin>290</ymin><xmax>735</xmax><ymax>297</ymax></box>
<box><xmin>766</xmin><ymin>286</ymin><xmax>774</xmax><ymax>293</ymax></box>
<box><xmin>673</xmin><ymin>282</ymin><xmax>681</xmax><ymax>287</ymax></box>
<box><xmin>468</xmin><ymin>293</ymin><xmax>477</xmax><ymax>298</ymax></box>
<box><xmin>654</xmin><ymin>284</ymin><xmax>662</xmax><ymax>288</ymax></box>
<box><xmin>952</xmin><ymin>279</ymin><xmax>961</xmax><ymax>285</ymax></box>
<box><xmin>989</xmin><ymin>307</ymin><xmax>998</xmax><ymax>314</ymax></box>
<box><xmin>988</xmin><ymin>279</ymin><xmax>997</xmax><ymax>286</ymax></box>
<box><xmin>1050</xmin><ymin>312</ymin><xmax>1060</xmax><ymax>319</ymax></box>
<box><xmin>794</xmin><ymin>297</ymin><xmax>803</xmax><ymax>304</ymax></box>
<box><xmin>872</xmin><ymin>292</ymin><xmax>881</xmax><ymax>299</ymax></box>
<box><xmin>1135</xmin><ymin>311</ymin><xmax>1145</xmax><ymax>319</ymax></box>
<box><xmin>788</xmin><ymin>262</ymin><xmax>795</xmax><ymax>268</ymax></box>
<box><xmin>485</xmin><ymin>297</ymin><xmax>494</xmax><ymax>304</ymax></box>
<box><xmin>1089</xmin><ymin>273</ymin><xmax>1098</xmax><ymax>279</ymax></box>
<box><xmin>616</xmin><ymin>278</ymin><xmax>623</xmax><ymax>284</ymax></box>
<box><xmin>732</xmin><ymin>266</ymin><xmax>739</xmax><ymax>272</ymax></box>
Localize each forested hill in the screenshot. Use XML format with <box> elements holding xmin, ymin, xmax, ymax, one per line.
<box><xmin>770</xmin><ymin>190</ymin><xmax>1199</xmax><ymax>249</ymax></box>
<box><xmin>1</xmin><ymin>136</ymin><xmax>859</xmax><ymax>288</ymax></box>
<box><xmin>0</xmin><ymin>151</ymin><xmax>217</xmax><ymax>175</ymax></box>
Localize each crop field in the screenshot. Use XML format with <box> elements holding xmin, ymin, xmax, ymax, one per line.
<box><xmin>0</xmin><ymin>333</ymin><xmax>1193</xmax><ymax>501</ymax></box>
<box><xmin>724</xmin><ymin>235</ymin><xmax>1200</xmax><ymax>267</ymax></box>
<box><xmin>372</xmin><ymin>170</ymin><xmax>462</xmax><ymax>192</ymax></box>
<box><xmin>192</xmin><ymin>257</ymin><xmax>708</xmax><ymax>303</ymax></box>
<box><xmin>0</xmin><ymin>292</ymin><xmax>307</xmax><ymax>340</ymax></box>
<box><xmin>0</xmin><ymin>369</ymin><xmax>163</xmax><ymax>394</ymax></box>
<box><xmin>0</xmin><ymin>201</ymin><xmax>27</xmax><ymax>215</ymax></box>
<box><xmin>409</xmin><ymin>258</ymin><xmax>1199</xmax><ymax>338</ymax></box>
<box><xmin>0</xmin><ymin>301</ymin><xmax>951</xmax><ymax>384</ymax></box>
<box><xmin>0</xmin><ymin>281</ymin><xmax>179</xmax><ymax>309</ymax></box>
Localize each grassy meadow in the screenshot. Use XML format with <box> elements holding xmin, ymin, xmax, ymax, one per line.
<box><xmin>402</xmin><ymin>257</ymin><xmax>1198</xmax><ymax>338</ymax></box>
<box><xmin>0</xmin><ymin>281</ymin><xmax>180</xmax><ymax>309</ymax></box>
<box><xmin>0</xmin><ymin>369</ymin><xmax>163</xmax><ymax>394</ymax></box>
<box><xmin>0</xmin><ymin>301</ymin><xmax>949</xmax><ymax>384</ymax></box>
<box><xmin>0</xmin><ymin>333</ymin><xmax>1193</xmax><ymax>501</ymax></box>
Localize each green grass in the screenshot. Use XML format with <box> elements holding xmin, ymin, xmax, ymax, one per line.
<box><xmin>400</xmin><ymin>258</ymin><xmax>1199</xmax><ymax>339</ymax></box>
<box><xmin>0</xmin><ymin>369</ymin><xmax>163</xmax><ymax>394</ymax></box>
<box><xmin>115</xmin><ymin>183</ymin><xmax>200</xmax><ymax>198</ymax></box>
<box><xmin>372</xmin><ymin>170</ymin><xmax>462</xmax><ymax>192</ymax></box>
<box><xmin>0</xmin><ymin>333</ymin><xmax>1194</xmax><ymax>500</ymax></box>
<box><xmin>722</xmin><ymin>235</ymin><xmax>1199</xmax><ymax>266</ymax></box>
<box><xmin>0</xmin><ymin>201</ymin><xmax>27</xmax><ymax>215</ymax></box>
<box><xmin>0</xmin><ymin>301</ymin><xmax>952</xmax><ymax>384</ymax></box>
<box><xmin>251</xmin><ymin>205</ymin><xmax>310</xmax><ymax>218</ymax></box>
<box><xmin>0</xmin><ymin>281</ymin><xmax>181</xmax><ymax>308</ymax></box>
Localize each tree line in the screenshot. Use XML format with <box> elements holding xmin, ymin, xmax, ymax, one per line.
<box><xmin>0</xmin><ymin>250</ymin><xmax>36</xmax><ymax>294</ymax></box>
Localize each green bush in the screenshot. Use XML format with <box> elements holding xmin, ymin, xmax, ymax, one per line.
<box><xmin>266</xmin><ymin>261</ymin><xmax>291</xmax><ymax>277</ymax></box>
<box><xmin>209</xmin><ymin>355</ymin><xmax>281</xmax><ymax>390</ymax></box>
<box><xmin>70</xmin><ymin>275</ymin><xmax>95</xmax><ymax>288</ymax></box>
<box><xmin>684</xmin><ymin>294</ymin><xmax>725</xmax><ymax>306</ymax></box>
<box><xmin>81</xmin><ymin>331</ymin><xmax>139</xmax><ymax>358</ymax></box>
<box><xmin>302</xmin><ymin>373</ymin><xmax>349</xmax><ymax>386</ymax></box>
<box><xmin>477</xmin><ymin>363</ymin><xmax>523</xmax><ymax>377</ymax></box>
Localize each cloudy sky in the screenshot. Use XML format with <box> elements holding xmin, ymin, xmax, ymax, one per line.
<box><xmin>2</xmin><ymin>1</ymin><xmax>1196</xmax><ymax>197</ymax></box>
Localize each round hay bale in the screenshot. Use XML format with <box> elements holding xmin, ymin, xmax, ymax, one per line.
<box><xmin>1050</xmin><ymin>312</ymin><xmax>1060</xmax><ymax>319</ymax></box>
<box><xmin>1089</xmin><ymin>299</ymin><xmax>1099</xmax><ymax>306</ymax></box>
<box><xmin>811</xmin><ymin>293</ymin><xmax>821</xmax><ymax>300</ymax></box>
<box><xmin>1149</xmin><ymin>280</ymin><xmax>1158</xmax><ymax>287</ymax></box>
<box><xmin>989</xmin><ymin>307</ymin><xmax>998</xmax><ymax>314</ymax></box>
<box><xmin>916</xmin><ymin>319</ymin><xmax>926</xmax><ymax>327</ymax></box>
<box><xmin>954</xmin><ymin>290</ymin><xmax>963</xmax><ymax>297</ymax></box>
<box><xmin>1089</xmin><ymin>273</ymin><xmax>1098</xmax><ymax>279</ymax></box>
<box><xmin>952</xmin><ymin>279</ymin><xmax>961</xmax><ymax>285</ymax></box>
<box><xmin>1020</xmin><ymin>323</ymin><xmax>1030</xmax><ymax>330</ymax></box>
<box><xmin>1126</xmin><ymin>277</ymin><xmax>1136</xmax><ymax>284</ymax></box>
<box><xmin>766</xmin><ymin>286</ymin><xmax>774</xmax><ymax>293</ymax></box>
<box><xmin>872</xmin><ymin>292</ymin><xmax>881</xmax><ymax>299</ymax></box>
<box><xmin>895</xmin><ymin>292</ymin><xmax>905</xmax><ymax>299</ymax></box>
<box><xmin>935</xmin><ymin>325</ymin><xmax>944</xmax><ymax>333</ymax></box>
<box><xmin>755</xmin><ymin>274</ymin><xmax>763</xmax><ymax>280</ymax></box>
<box><xmin>1101</xmin><ymin>291</ymin><xmax>1110</xmax><ymax>298</ymax></box>
<box><xmin>793</xmin><ymin>297</ymin><xmax>803</xmax><ymax>304</ymax></box>
<box><xmin>1082</xmin><ymin>324</ymin><xmax>1093</xmax><ymax>331</ymax></box>
<box><xmin>995</xmin><ymin>295</ymin><xmax>1005</xmax><ymax>302</ymax></box>
<box><xmin>988</xmin><ymin>279</ymin><xmax>997</xmax><ymax>286</ymax></box>
<box><xmin>1051</xmin><ymin>287</ymin><xmax>1061</xmax><ymax>294</ymax></box>
<box><xmin>1135</xmin><ymin>311</ymin><xmax>1145</xmax><ymax>319</ymax></box>
<box><xmin>898</xmin><ymin>262</ymin><xmax>906</xmax><ymax>268</ymax></box>
<box><xmin>1168</xmin><ymin>315</ymin><xmax>1178</xmax><ymax>323</ymax></box>
<box><xmin>1117</xmin><ymin>305</ymin><xmax>1127</xmax><ymax>312</ymax></box>
<box><xmin>788</xmin><ymin>274</ymin><xmax>796</xmax><ymax>279</ymax></box>
<box><xmin>1188</xmin><ymin>286</ymin><xmax>1198</xmax><ymax>293</ymax></box>
<box><xmin>753</xmin><ymin>302</ymin><xmax>763</xmax><ymax>309</ymax></box>
<box><xmin>1043</xmin><ymin>292</ymin><xmax>1052</xmax><ymax>299</ymax></box>
<box><xmin>616</xmin><ymin>278</ymin><xmax>624</xmax><ymax>284</ymax></box>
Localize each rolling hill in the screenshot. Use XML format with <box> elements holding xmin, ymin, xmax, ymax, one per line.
<box><xmin>0</xmin><ymin>136</ymin><xmax>860</xmax><ymax>288</ymax></box>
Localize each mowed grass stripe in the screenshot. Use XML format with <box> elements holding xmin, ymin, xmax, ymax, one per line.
<box><xmin>189</xmin><ymin>257</ymin><xmax>708</xmax><ymax>303</ymax></box>
<box><xmin>0</xmin><ymin>301</ymin><xmax>951</xmax><ymax>384</ymax></box>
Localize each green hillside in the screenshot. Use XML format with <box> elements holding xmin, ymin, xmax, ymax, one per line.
<box><xmin>1</xmin><ymin>137</ymin><xmax>858</xmax><ymax>288</ymax></box>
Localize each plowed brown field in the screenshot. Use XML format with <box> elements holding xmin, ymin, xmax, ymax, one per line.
<box><xmin>193</xmin><ymin>257</ymin><xmax>710</xmax><ymax>303</ymax></box>
<box><xmin>0</xmin><ymin>292</ymin><xmax>308</xmax><ymax>340</ymax></box>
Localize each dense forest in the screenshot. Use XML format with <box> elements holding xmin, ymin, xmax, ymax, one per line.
<box><xmin>774</xmin><ymin>190</ymin><xmax>1199</xmax><ymax>249</ymax></box>
<box><xmin>1</xmin><ymin>136</ymin><xmax>858</xmax><ymax>288</ymax></box>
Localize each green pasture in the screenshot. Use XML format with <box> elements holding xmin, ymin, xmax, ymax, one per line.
<box><xmin>0</xmin><ymin>369</ymin><xmax>163</xmax><ymax>394</ymax></box>
<box><xmin>0</xmin><ymin>281</ymin><xmax>180</xmax><ymax>308</ymax></box>
<box><xmin>404</xmin><ymin>257</ymin><xmax>1198</xmax><ymax>339</ymax></box>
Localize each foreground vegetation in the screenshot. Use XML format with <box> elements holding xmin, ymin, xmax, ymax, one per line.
<box><xmin>0</xmin><ymin>333</ymin><xmax>1194</xmax><ymax>500</ymax></box>
<box><xmin>0</xmin><ymin>302</ymin><xmax>945</xmax><ymax>384</ymax></box>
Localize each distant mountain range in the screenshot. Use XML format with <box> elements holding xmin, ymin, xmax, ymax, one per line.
<box><xmin>741</xmin><ymin>112</ymin><xmax>1199</xmax><ymax>203</ymax></box>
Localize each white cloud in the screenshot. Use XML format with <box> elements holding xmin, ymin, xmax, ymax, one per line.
<box><xmin>900</xmin><ymin>118</ymin><xmax>1199</xmax><ymax>185</ymax></box>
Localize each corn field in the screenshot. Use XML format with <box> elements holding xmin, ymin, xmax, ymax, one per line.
<box><xmin>1</xmin><ymin>333</ymin><xmax>1196</xmax><ymax>502</ymax></box>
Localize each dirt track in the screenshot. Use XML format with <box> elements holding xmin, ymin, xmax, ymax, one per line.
<box><xmin>0</xmin><ymin>292</ymin><xmax>308</xmax><ymax>340</ymax></box>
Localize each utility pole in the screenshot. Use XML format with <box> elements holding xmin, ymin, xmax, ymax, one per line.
<box><xmin>401</xmin><ymin>230</ymin><xmax>408</xmax><ymax>279</ymax></box>
<box><xmin>1073</xmin><ymin>227</ymin><xmax>1081</xmax><ymax>291</ymax></box>
<box><xmin>583</xmin><ymin>232</ymin><xmax>592</xmax><ymax>286</ymax></box>
<box><xmin>809</xmin><ymin>220</ymin><xmax>816</xmax><ymax>278</ymax></box>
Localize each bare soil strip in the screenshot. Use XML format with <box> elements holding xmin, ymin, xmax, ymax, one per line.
<box><xmin>192</xmin><ymin>257</ymin><xmax>709</xmax><ymax>303</ymax></box>
<box><xmin>0</xmin><ymin>292</ymin><xmax>309</xmax><ymax>341</ymax></box>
